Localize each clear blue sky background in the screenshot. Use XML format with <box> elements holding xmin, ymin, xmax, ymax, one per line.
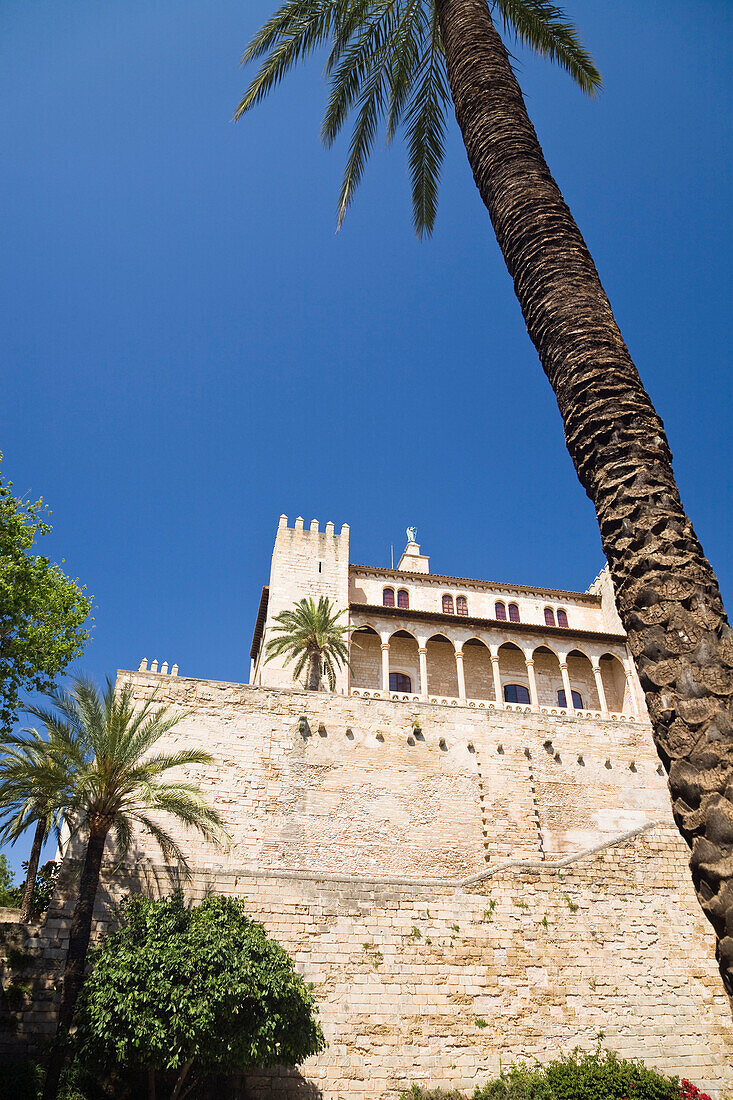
<box><xmin>1</xmin><ymin>1</ymin><xmax>730</xmax><ymax>874</ymax></box>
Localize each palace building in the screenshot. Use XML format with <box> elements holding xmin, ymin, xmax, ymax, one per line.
<box><xmin>16</xmin><ymin>515</ymin><xmax>733</xmax><ymax>1097</ymax></box>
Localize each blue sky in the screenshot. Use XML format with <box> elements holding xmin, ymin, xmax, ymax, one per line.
<box><xmin>1</xmin><ymin>1</ymin><xmax>730</xmax><ymax>874</ymax></box>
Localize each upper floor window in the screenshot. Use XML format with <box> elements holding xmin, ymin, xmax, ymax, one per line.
<box><xmin>508</xmin><ymin>603</ymin><xmax>520</xmax><ymax>623</ymax></box>
<box><xmin>383</xmin><ymin>587</ymin><xmax>395</xmax><ymax>607</ymax></box>
<box><xmin>456</xmin><ymin>595</ymin><xmax>468</xmax><ymax>617</ymax></box>
<box><xmin>557</xmin><ymin>608</ymin><xmax>568</xmax><ymax>628</ymax></box>
<box><xmin>390</xmin><ymin>672</ymin><xmax>412</xmax><ymax>692</ymax></box>
<box><xmin>495</xmin><ymin>601</ymin><xmax>507</xmax><ymax>621</ymax></box>
<box><xmin>558</xmin><ymin>689</ymin><xmax>583</xmax><ymax>709</ymax></box>
<box><xmin>504</xmin><ymin>683</ymin><xmax>531</xmax><ymax>704</ymax></box>
<box><xmin>544</xmin><ymin>607</ymin><xmax>556</xmax><ymax>626</ymax></box>
<box><xmin>397</xmin><ymin>589</ymin><xmax>409</xmax><ymax>610</ymax></box>
<box><xmin>442</xmin><ymin>594</ymin><xmax>454</xmax><ymax>614</ymax></box>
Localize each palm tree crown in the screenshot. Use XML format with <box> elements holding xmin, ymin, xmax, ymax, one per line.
<box><xmin>27</xmin><ymin>676</ymin><xmax>226</xmax><ymax>869</ymax></box>
<box><xmin>0</xmin><ymin>725</ymin><xmax>79</xmax><ymax>919</ymax></box>
<box><xmin>265</xmin><ymin>596</ymin><xmax>351</xmax><ymax>690</ymax></box>
<box><xmin>237</xmin><ymin>0</ymin><xmax>600</xmax><ymax>235</ymax></box>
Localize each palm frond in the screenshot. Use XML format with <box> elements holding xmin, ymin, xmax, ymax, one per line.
<box><xmin>494</xmin><ymin>0</ymin><xmax>601</xmax><ymax>94</ymax></box>
<box><xmin>405</xmin><ymin>4</ymin><xmax>448</xmax><ymax>236</ymax></box>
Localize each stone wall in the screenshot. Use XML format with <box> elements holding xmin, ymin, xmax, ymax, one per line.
<box><xmin>12</xmin><ymin>672</ymin><xmax>733</xmax><ymax>1096</ymax></box>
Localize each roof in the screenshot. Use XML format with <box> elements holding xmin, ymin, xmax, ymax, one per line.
<box><xmin>249</xmin><ymin>586</ymin><xmax>269</xmax><ymax>661</ymax></box>
<box><xmin>350</xmin><ymin>603</ymin><xmax>626</xmax><ymax>645</ymax></box>
<box><xmin>349</xmin><ymin>564</ymin><xmax>601</xmax><ymax>604</ymax></box>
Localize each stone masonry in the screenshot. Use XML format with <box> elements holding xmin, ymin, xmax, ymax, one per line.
<box><xmin>8</xmin><ymin>519</ymin><xmax>733</xmax><ymax>1096</ymax></box>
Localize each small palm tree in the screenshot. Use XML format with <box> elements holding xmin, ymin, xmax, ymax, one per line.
<box><xmin>0</xmin><ymin>726</ymin><xmax>79</xmax><ymax>921</ymax></box>
<box><xmin>38</xmin><ymin>675</ymin><xmax>228</xmax><ymax>1100</ymax></box>
<box><xmin>265</xmin><ymin>596</ymin><xmax>351</xmax><ymax>690</ymax></box>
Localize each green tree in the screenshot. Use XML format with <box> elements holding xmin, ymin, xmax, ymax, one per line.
<box><xmin>0</xmin><ymin>455</ymin><xmax>91</xmax><ymax>733</ymax></box>
<box><xmin>265</xmin><ymin>595</ymin><xmax>351</xmax><ymax>690</ymax></box>
<box><xmin>0</xmin><ymin>725</ymin><xmax>79</xmax><ymax>921</ymax></box>
<box><xmin>73</xmin><ymin>892</ymin><xmax>325</xmax><ymax>1100</ymax></box>
<box><xmin>0</xmin><ymin>852</ymin><xmax>15</xmax><ymax>907</ymax></box>
<box><xmin>38</xmin><ymin>676</ymin><xmax>229</xmax><ymax>1100</ymax></box>
<box><xmin>238</xmin><ymin>1</ymin><xmax>733</xmax><ymax>991</ymax></box>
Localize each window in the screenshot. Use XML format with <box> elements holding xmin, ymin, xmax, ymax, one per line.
<box><xmin>442</xmin><ymin>594</ymin><xmax>454</xmax><ymax>614</ymax></box>
<box><xmin>504</xmin><ymin>683</ymin><xmax>531</xmax><ymax>704</ymax></box>
<box><xmin>557</xmin><ymin>608</ymin><xmax>568</xmax><ymax>628</ymax></box>
<box><xmin>557</xmin><ymin>689</ymin><xmax>583</xmax><ymax>709</ymax></box>
<box><xmin>508</xmin><ymin>603</ymin><xmax>520</xmax><ymax>623</ymax></box>
<box><xmin>397</xmin><ymin>589</ymin><xmax>409</xmax><ymax>609</ymax></box>
<box><xmin>390</xmin><ymin>672</ymin><xmax>412</xmax><ymax>692</ymax></box>
<box><xmin>456</xmin><ymin>595</ymin><xmax>468</xmax><ymax>617</ymax></box>
<box><xmin>495</xmin><ymin>601</ymin><xmax>507</xmax><ymax>621</ymax></box>
<box><xmin>383</xmin><ymin>587</ymin><xmax>395</xmax><ymax>607</ymax></box>
<box><xmin>544</xmin><ymin>607</ymin><xmax>556</xmax><ymax>626</ymax></box>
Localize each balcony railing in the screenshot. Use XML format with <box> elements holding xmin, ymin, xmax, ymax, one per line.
<box><xmin>349</xmin><ymin>688</ymin><xmax>639</xmax><ymax>722</ymax></box>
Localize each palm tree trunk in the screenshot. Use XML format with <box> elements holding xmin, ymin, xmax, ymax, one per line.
<box><xmin>435</xmin><ymin>0</ymin><xmax>733</xmax><ymax>992</ymax></box>
<box><xmin>19</xmin><ymin>816</ymin><xmax>45</xmax><ymax>922</ymax></box>
<box><xmin>42</xmin><ymin>825</ymin><xmax>109</xmax><ymax>1100</ymax></box>
<box><xmin>306</xmin><ymin>648</ymin><xmax>322</xmax><ymax>691</ymax></box>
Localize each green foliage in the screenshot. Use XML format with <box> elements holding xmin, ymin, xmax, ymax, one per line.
<box><xmin>26</xmin><ymin>676</ymin><xmax>227</xmax><ymax>871</ymax></box>
<box><xmin>0</xmin><ymin>857</ymin><xmax>58</xmax><ymax>917</ymax></box>
<box><xmin>0</xmin><ymin>852</ymin><xmax>14</xmax><ymax>906</ymax></box>
<box><xmin>402</xmin><ymin>1046</ymin><xmax>684</xmax><ymax>1100</ymax></box>
<box><xmin>0</xmin><ymin>456</ymin><xmax>91</xmax><ymax>732</ymax></box>
<box><xmin>265</xmin><ymin>596</ymin><xmax>351</xmax><ymax>690</ymax></box>
<box><xmin>237</xmin><ymin>0</ymin><xmax>601</xmax><ymax>236</ymax></box>
<box><xmin>73</xmin><ymin>893</ymin><xmax>325</xmax><ymax>1091</ymax></box>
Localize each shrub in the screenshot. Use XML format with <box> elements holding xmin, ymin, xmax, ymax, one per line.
<box><xmin>403</xmin><ymin>1047</ymin><xmax>698</xmax><ymax>1100</ymax></box>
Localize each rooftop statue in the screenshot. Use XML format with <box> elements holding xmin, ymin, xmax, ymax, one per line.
<box><xmin>406</xmin><ymin>526</ymin><xmax>418</xmax><ymax>545</ymax></box>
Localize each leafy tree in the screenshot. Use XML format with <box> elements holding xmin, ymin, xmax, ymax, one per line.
<box><xmin>0</xmin><ymin>454</ymin><xmax>91</xmax><ymax>733</ymax></box>
<box><xmin>0</xmin><ymin>852</ymin><xmax>15</xmax><ymax>907</ymax></box>
<box><xmin>265</xmin><ymin>595</ymin><xmax>351</xmax><ymax>689</ymax></box>
<box><xmin>73</xmin><ymin>892</ymin><xmax>326</xmax><ymax>1100</ymax></box>
<box><xmin>0</xmin><ymin>724</ymin><xmax>79</xmax><ymax>920</ymax></box>
<box><xmin>38</xmin><ymin>677</ymin><xmax>229</xmax><ymax>1100</ymax></box>
<box><xmin>237</xmin><ymin>1</ymin><xmax>733</xmax><ymax>991</ymax></box>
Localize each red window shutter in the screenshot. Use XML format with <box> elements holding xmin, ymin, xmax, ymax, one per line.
<box><xmin>383</xmin><ymin>588</ymin><xmax>395</xmax><ymax>607</ymax></box>
<box><xmin>557</xmin><ymin>609</ymin><xmax>568</xmax><ymax>628</ymax></box>
<box><xmin>508</xmin><ymin>603</ymin><xmax>520</xmax><ymax>622</ymax></box>
<box><xmin>442</xmin><ymin>594</ymin><xmax>454</xmax><ymax>614</ymax></box>
<box><xmin>495</xmin><ymin>602</ymin><xmax>507</xmax><ymax>621</ymax></box>
<box><xmin>397</xmin><ymin>589</ymin><xmax>409</xmax><ymax>609</ymax></box>
<box><xmin>544</xmin><ymin>608</ymin><xmax>556</xmax><ymax>626</ymax></box>
<box><xmin>456</xmin><ymin>596</ymin><xmax>468</xmax><ymax>616</ymax></box>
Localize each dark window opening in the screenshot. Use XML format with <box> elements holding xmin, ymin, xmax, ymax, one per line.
<box><xmin>389</xmin><ymin>672</ymin><xmax>412</xmax><ymax>692</ymax></box>
<box><xmin>504</xmin><ymin>683</ymin><xmax>531</xmax><ymax>704</ymax></box>
<box><xmin>558</xmin><ymin>689</ymin><xmax>583</xmax><ymax>709</ymax></box>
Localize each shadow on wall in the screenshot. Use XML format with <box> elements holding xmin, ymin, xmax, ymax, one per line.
<box><xmin>242</xmin><ymin>1069</ymin><xmax>323</xmax><ymax>1099</ymax></box>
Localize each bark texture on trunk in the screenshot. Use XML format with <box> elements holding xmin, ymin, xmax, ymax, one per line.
<box><xmin>435</xmin><ymin>0</ymin><xmax>733</xmax><ymax>992</ymax></box>
<box><xmin>19</xmin><ymin>815</ymin><xmax>46</xmax><ymax>922</ymax></box>
<box><xmin>306</xmin><ymin>648</ymin><xmax>322</xmax><ymax>691</ymax></box>
<box><xmin>42</xmin><ymin>825</ymin><xmax>109</xmax><ymax>1100</ymax></box>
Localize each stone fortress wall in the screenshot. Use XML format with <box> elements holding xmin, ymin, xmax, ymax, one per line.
<box><xmin>13</xmin><ymin>518</ymin><xmax>733</xmax><ymax>1097</ymax></box>
<box><xmin>23</xmin><ymin>671</ymin><xmax>733</xmax><ymax>1098</ymax></box>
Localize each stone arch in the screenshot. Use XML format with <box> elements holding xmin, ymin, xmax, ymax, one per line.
<box><xmin>599</xmin><ymin>652</ymin><xmax>628</xmax><ymax>714</ymax></box>
<box><xmin>566</xmin><ymin>648</ymin><xmax>600</xmax><ymax>711</ymax></box>
<box><xmin>349</xmin><ymin>626</ymin><xmax>381</xmax><ymax>690</ymax></box>
<box><xmin>426</xmin><ymin>633</ymin><xmax>458</xmax><ymax>698</ymax></box>
<box><xmin>531</xmin><ymin>644</ymin><xmax>563</xmax><ymax>709</ymax></box>
<box><xmin>462</xmin><ymin>637</ymin><xmax>494</xmax><ymax>702</ymax></box>
<box><xmin>388</xmin><ymin>630</ymin><xmax>419</xmax><ymax>695</ymax></box>
<box><xmin>497</xmin><ymin>641</ymin><xmax>528</xmax><ymax>702</ymax></box>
